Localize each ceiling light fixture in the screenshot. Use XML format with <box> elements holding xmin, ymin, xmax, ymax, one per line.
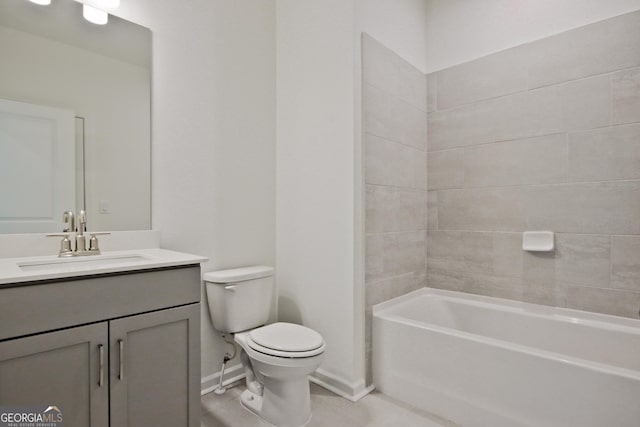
<box><xmin>83</xmin><ymin>4</ymin><xmax>108</xmax><ymax>25</ymax></box>
<box><xmin>97</xmin><ymin>0</ymin><xmax>120</xmax><ymax>8</ymax></box>
<box><xmin>28</xmin><ymin>0</ymin><xmax>52</xmax><ymax>5</ymax></box>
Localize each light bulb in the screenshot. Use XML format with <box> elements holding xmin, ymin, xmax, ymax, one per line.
<box><xmin>83</xmin><ymin>4</ymin><xmax>108</xmax><ymax>25</ymax></box>
<box><xmin>29</xmin><ymin>0</ymin><xmax>52</xmax><ymax>5</ymax></box>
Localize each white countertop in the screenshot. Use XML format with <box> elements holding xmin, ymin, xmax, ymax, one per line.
<box><xmin>0</xmin><ymin>248</ymin><xmax>207</xmax><ymax>285</ymax></box>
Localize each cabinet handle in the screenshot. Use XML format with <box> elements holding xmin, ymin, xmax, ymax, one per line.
<box><xmin>118</xmin><ymin>339</ymin><xmax>125</xmax><ymax>380</ymax></box>
<box><xmin>98</xmin><ymin>344</ymin><xmax>104</xmax><ymax>387</ymax></box>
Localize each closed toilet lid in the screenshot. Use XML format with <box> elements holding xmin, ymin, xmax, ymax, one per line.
<box><xmin>248</xmin><ymin>322</ymin><xmax>324</xmax><ymax>353</ymax></box>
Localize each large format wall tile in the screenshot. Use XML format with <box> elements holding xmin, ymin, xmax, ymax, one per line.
<box><xmin>437</xmin><ymin>187</ymin><xmax>527</xmax><ymax>231</ymax></box>
<box><xmin>363</xmin><ymin>35</ymin><xmax>428</xmax><ymax>383</ymax></box>
<box><xmin>365</xmin><ymin>234</ymin><xmax>384</xmax><ymax>282</ymax></box>
<box><xmin>435</xmin><ymin>47</ymin><xmax>528</xmax><ymax>110</ymax></box>
<box><xmin>611</xmin><ymin>236</ymin><xmax>640</xmax><ymax>291</ymax></box>
<box><xmin>426</xmin><ymin>73</ymin><xmax>437</xmax><ymax>113</ymax></box>
<box><xmin>569</xmin><ymin>124</ymin><xmax>640</xmax><ymax>182</ymax></box>
<box><xmin>364</xmin><ymin>84</ymin><xmax>427</xmax><ymax>150</ymax></box>
<box><xmin>427</xmin><ymin>149</ymin><xmax>464</xmax><ymax>190</ymax></box>
<box><xmin>380</xmin><ymin>231</ymin><xmax>427</xmax><ymax>279</ymax></box>
<box><xmin>527</xmin><ymin>10</ymin><xmax>640</xmax><ymax>89</ymax></box>
<box><xmin>555</xmin><ymin>234</ymin><xmax>610</xmax><ymax>288</ymax></box>
<box><xmin>428</xmin><ymin>91</ymin><xmax>526</xmax><ymax>151</ymax></box>
<box><xmin>364</xmin><ymin>83</ymin><xmax>404</xmax><ymax>143</ymax></box>
<box><xmin>426</xmin><ymin>267</ymin><xmax>464</xmax><ymax>292</ymax></box>
<box><xmin>522</xmin><ymin>251</ymin><xmax>556</xmax><ymax>289</ymax></box>
<box><xmin>464</xmin><ymin>134</ymin><xmax>567</xmax><ymax>187</ymax></box>
<box><xmin>564</xmin><ymin>285</ymin><xmax>640</xmax><ymax>318</ymax></box>
<box><xmin>464</xmin><ymin>273</ymin><xmax>525</xmax><ymax>301</ymax></box>
<box><xmin>427</xmin><ymin>75</ymin><xmax>610</xmax><ymax>151</ymax></box>
<box><xmin>491</xmin><ymin>232</ymin><xmax>524</xmax><ymax>278</ymax></box>
<box><xmin>524</xmin><ymin>75</ymin><xmax>610</xmax><ymax>137</ymax></box>
<box><xmin>612</xmin><ymin>67</ymin><xmax>640</xmax><ymax>125</ymax></box>
<box><xmin>426</xmin><ymin>11</ymin><xmax>640</xmax><ymax>320</ymax></box>
<box><xmin>362</xmin><ymin>34</ymin><xmax>402</xmax><ymax>101</ymax></box>
<box><xmin>362</xmin><ymin>34</ymin><xmax>426</xmax><ymax>112</ymax></box>
<box><xmin>365</xmin><ymin>234</ymin><xmax>428</xmax><ymax>287</ymax></box>
<box><xmin>427</xmin><ymin>230</ymin><xmax>478</xmax><ymax>272</ymax></box>
<box><xmin>428</xmin><ymin>230</ymin><xmax>527</xmax><ymax>279</ymax></box>
<box><xmin>366</xmin><ymin>185</ymin><xmax>426</xmax><ymax>233</ymax></box>
<box><xmin>439</xmin><ymin>182</ymin><xmax>640</xmax><ymax>235</ymax></box>
<box><xmin>525</xmin><ymin>182</ymin><xmax>640</xmax><ymax>235</ymax></box>
<box><xmin>427</xmin><ymin>191</ymin><xmax>438</xmax><ymax>230</ymax></box>
<box><xmin>396</xmin><ymin>59</ymin><xmax>428</xmax><ymax>113</ymax></box>
<box><xmin>365</xmin><ymin>134</ymin><xmax>426</xmax><ymax>189</ymax></box>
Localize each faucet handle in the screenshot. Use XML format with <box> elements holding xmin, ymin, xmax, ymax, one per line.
<box><xmin>88</xmin><ymin>232</ymin><xmax>110</xmax><ymax>253</ymax></box>
<box><xmin>46</xmin><ymin>233</ymin><xmax>73</xmax><ymax>257</ymax></box>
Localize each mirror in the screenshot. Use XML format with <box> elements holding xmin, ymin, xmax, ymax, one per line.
<box><xmin>0</xmin><ymin>0</ymin><xmax>151</xmax><ymax>233</ymax></box>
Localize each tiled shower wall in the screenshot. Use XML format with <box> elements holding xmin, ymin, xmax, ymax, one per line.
<box><xmin>427</xmin><ymin>10</ymin><xmax>640</xmax><ymax>318</ymax></box>
<box><xmin>363</xmin><ymin>34</ymin><xmax>427</xmax><ymax>383</ymax></box>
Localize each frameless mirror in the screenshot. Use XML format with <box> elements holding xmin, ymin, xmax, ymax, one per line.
<box><xmin>0</xmin><ymin>0</ymin><xmax>151</xmax><ymax>233</ymax></box>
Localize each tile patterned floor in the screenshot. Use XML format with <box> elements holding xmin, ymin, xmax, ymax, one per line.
<box><xmin>201</xmin><ymin>382</ymin><xmax>459</xmax><ymax>427</ymax></box>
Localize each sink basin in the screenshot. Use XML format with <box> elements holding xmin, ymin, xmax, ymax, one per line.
<box><xmin>18</xmin><ymin>255</ymin><xmax>148</xmax><ymax>272</ymax></box>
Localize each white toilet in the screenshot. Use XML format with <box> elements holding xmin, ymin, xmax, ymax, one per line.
<box><xmin>203</xmin><ymin>266</ymin><xmax>325</xmax><ymax>427</ymax></box>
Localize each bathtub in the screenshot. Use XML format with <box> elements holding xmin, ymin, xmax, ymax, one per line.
<box><xmin>372</xmin><ymin>288</ymin><xmax>640</xmax><ymax>427</ymax></box>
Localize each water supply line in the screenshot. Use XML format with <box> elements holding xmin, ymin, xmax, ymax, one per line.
<box><xmin>213</xmin><ymin>334</ymin><xmax>237</xmax><ymax>395</ymax></box>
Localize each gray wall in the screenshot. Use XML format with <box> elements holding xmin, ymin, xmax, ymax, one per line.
<box><xmin>427</xmin><ymin>10</ymin><xmax>640</xmax><ymax>318</ymax></box>
<box><xmin>363</xmin><ymin>34</ymin><xmax>427</xmax><ymax>383</ymax></box>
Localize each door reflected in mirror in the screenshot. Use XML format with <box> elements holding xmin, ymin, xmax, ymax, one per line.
<box><xmin>0</xmin><ymin>0</ymin><xmax>151</xmax><ymax>233</ymax></box>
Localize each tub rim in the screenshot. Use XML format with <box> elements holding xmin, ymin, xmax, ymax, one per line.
<box><xmin>372</xmin><ymin>287</ymin><xmax>640</xmax><ymax>381</ymax></box>
<box><xmin>374</xmin><ymin>287</ymin><xmax>640</xmax><ymax>331</ymax></box>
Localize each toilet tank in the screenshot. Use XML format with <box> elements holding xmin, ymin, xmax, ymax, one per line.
<box><xmin>203</xmin><ymin>266</ymin><xmax>274</xmax><ymax>333</ymax></box>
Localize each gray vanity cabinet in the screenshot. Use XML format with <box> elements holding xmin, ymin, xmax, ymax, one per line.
<box><xmin>109</xmin><ymin>304</ymin><xmax>200</xmax><ymax>427</ymax></box>
<box><xmin>0</xmin><ymin>265</ymin><xmax>202</xmax><ymax>427</ymax></box>
<box><xmin>0</xmin><ymin>323</ymin><xmax>109</xmax><ymax>427</ymax></box>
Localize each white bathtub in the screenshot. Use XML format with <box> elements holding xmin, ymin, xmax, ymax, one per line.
<box><xmin>372</xmin><ymin>288</ymin><xmax>640</xmax><ymax>427</ymax></box>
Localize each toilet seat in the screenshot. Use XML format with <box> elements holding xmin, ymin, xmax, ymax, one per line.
<box><xmin>247</xmin><ymin>322</ymin><xmax>325</xmax><ymax>358</ymax></box>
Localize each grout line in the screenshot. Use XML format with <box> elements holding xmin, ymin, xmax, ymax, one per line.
<box><xmin>365</xmin><ymin>183</ymin><xmax>428</xmax><ymax>192</ymax></box>
<box><xmin>429</xmin><ymin>177</ymin><xmax>640</xmax><ymax>191</ymax></box>
<box><xmin>364</xmin><ymin>130</ymin><xmax>427</xmax><ymax>153</ymax></box>
<box><xmin>433</xmin><ymin>66</ymin><xmax>639</xmax><ymax>114</ymax></box>
<box><xmin>366</xmin><ymin>230</ymin><xmax>428</xmax><ymax>237</ymax></box>
<box><xmin>424</xmin><ymin>228</ymin><xmax>640</xmax><ymax>237</ymax></box>
<box><xmin>363</xmin><ymin>82</ymin><xmax>428</xmax><ymax>113</ymax></box>
<box><xmin>429</xmin><ymin>229</ymin><xmax>640</xmax><ymax>238</ymax></box>
<box><xmin>425</xmin><ymin>123</ymin><xmax>618</xmax><ymax>153</ymax></box>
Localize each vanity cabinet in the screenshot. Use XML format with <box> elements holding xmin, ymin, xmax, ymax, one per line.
<box><xmin>0</xmin><ymin>322</ymin><xmax>109</xmax><ymax>427</ymax></box>
<box><xmin>109</xmin><ymin>304</ymin><xmax>200</xmax><ymax>427</ymax></box>
<box><xmin>0</xmin><ymin>265</ymin><xmax>201</xmax><ymax>427</ymax></box>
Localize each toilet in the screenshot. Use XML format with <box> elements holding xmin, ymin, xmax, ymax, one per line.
<box><xmin>203</xmin><ymin>266</ymin><xmax>325</xmax><ymax>427</ymax></box>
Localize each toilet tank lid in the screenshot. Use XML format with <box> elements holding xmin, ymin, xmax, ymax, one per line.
<box><xmin>203</xmin><ymin>265</ymin><xmax>274</xmax><ymax>283</ymax></box>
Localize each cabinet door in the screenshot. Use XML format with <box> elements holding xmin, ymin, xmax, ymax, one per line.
<box><xmin>109</xmin><ymin>303</ymin><xmax>200</xmax><ymax>427</ymax></box>
<box><xmin>0</xmin><ymin>323</ymin><xmax>109</xmax><ymax>427</ymax></box>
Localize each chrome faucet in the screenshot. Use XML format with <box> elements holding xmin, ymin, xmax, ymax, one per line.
<box><xmin>76</xmin><ymin>209</ymin><xmax>87</xmax><ymax>252</ymax></box>
<box><xmin>48</xmin><ymin>210</ymin><xmax>109</xmax><ymax>257</ymax></box>
<box><xmin>62</xmin><ymin>211</ymin><xmax>75</xmax><ymax>233</ymax></box>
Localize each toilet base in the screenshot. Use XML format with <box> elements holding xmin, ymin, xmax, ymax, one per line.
<box><xmin>240</xmin><ymin>389</ymin><xmax>264</xmax><ymax>419</ymax></box>
<box><xmin>240</xmin><ymin>387</ymin><xmax>312</xmax><ymax>427</ymax></box>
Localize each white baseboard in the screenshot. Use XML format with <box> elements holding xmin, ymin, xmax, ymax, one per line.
<box><xmin>201</xmin><ymin>363</ymin><xmax>245</xmax><ymax>396</ymax></box>
<box><xmin>310</xmin><ymin>368</ymin><xmax>375</xmax><ymax>402</ymax></box>
<box><xmin>201</xmin><ymin>364</ymin><xmax>375</xmax><ymax>402</ymax></box>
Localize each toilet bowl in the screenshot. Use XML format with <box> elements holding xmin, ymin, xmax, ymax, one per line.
<box><xmin>234</xmin><ymin>322</ymin><xmax>325</xmax><ymax>427</ymax></box>
<box><xmin>203</xmin><ymin>266</ymin><xmax>326</xmax><ymax>427</ymax></box>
